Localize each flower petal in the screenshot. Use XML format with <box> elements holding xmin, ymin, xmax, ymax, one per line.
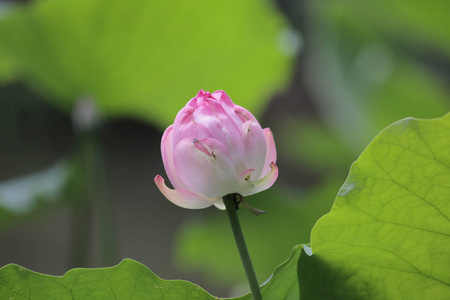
<box><xmin>161</xmin><ymin>125</ymin><xmax>185</xmax><ymax>189</ymax></box>
<box><xmin>187</xmin><ymin>89</ymin><xmax>212</xmax><ymax>108</ymax></box>
<box><xmin>173</xmin><ymin>137</ymin><xmax>238</xmax><ymax>198</ymax></box>
<box><xmin>238</xmin><ymin>168</ymin><xmax>254</xmax><ymax>181</ymax></box>
<box><xmin>172</xmin><ymin>106</ymin><xmax>213</xmax><ymax>145</ymax></box>
<box><xmin>240</xmin><ymin>162</ymin><xmax>278</xmax><ymax>197</ymax></box>
<box><xmin>154</xmin><ymin>175</ymin><xmax>218</xmax><ymax>209</ymax></box>
<box><xmin>233</xmin><ymin>105</ymin><xmax>258</xmax><ymax>123</ymax></box>
<box><xmin>213</xmin><ymin>199</ymin><xmax>226</xmax><ymax>210</ymax></box>
<box><xmin>211</xmin><ymin>90</ymin><xmax>234</xmax><ymax>108</ymax></box>
<box><xmin>193</xmin><ymin>99</ymin><xmax>245</xmax><ymax>170</ymax></box>
<box><xmin>261</xmin><ymin>128</ymin><xmax>277</xmax><ymax>179</ymax></box>
<box><xmin>242</xmin><ymin>121</ymin><xmax>267</xmax><ymax>180</ymax></box>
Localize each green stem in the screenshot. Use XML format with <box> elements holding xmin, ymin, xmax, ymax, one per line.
<box><xmin>68</xmin><ymin>130</ymin><xmax>94</xmax><ymax>268</ymax></box>
<box><xmin>69</xmin><ymin>192</ymin><xmax>91</xmax><ymax>268</ymax></box>
<box><xmin>82</xmin><ymin>129</ymin><xmax>119</xmax><ymax>266</ymax></box>
<box><xmin>69</xmin><ymin>97</ymin><xmax>118</xmax><ymax>267</ymax></box>
<box><xmin>223</xmin><ymin>194</ymin><xmax>262</xmax><ymax>300</ymax></box>
<box><xmin>69</xmin><ymin>126</ymin><xmax>118</xmax><ymax>268</ymax></box>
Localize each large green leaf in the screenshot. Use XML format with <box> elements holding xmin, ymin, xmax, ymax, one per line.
<box><xmin>233</xmin><ymin>245</ymin><xmax>302</xmax><ymax>300</ymax></box>
<box><xmin>298</xmin><ymin>114</ymin><xmax>450</xmax><ymax>299</ymax></box>
<box><xmin>0</xmin><ymin>246</ymin><xmax>301</xmax><ymax>299</ymax></box>
<box><xmin>0</xmin><ymin>0</ymin><xmax>292</xmax><ymax>127</ymax></box>
<box><xmin>0</xmin><ymin>259</ymin><xmax>216</xmax><ymax>300</ymax></box>
<box><xmin>257</xmin><ymin>245</ymin><xmax>301</xmax><ymax>300</ymax></box>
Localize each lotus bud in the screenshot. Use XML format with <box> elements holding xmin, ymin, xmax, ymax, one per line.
<box><xmin>154</xmin><ymin>90</ymin><xmax>278</xmax><ymax>209</ymax></box>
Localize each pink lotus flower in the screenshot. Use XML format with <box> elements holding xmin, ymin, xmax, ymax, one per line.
<box><xmin>154</xmin><ymin>90</ymin><xmax>278</xmax><ymax>209</ymax></box>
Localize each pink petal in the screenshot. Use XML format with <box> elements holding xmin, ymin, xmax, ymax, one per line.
<box><xmin>173</xmin><ymin>138</ymin><xmax>238</xmax><ymax>198</ymax></box>
<box><xmin>238</xmin><ymin>168</ymin><xmax>254</xmax><ymax>181</ymax></box>
<box><xmin>193</xmin><ymin>139</ymin><xmax>212</xmax><ymax>156</ymax></box>
<box><xmin>172</xmin><ymin>106</ymin><xmax>213</xmax><ymax>145</ymax></box>
<box><xmin>240</xmin><ymin>162</ymin><xmax>278</xmax><ymax>197</ymax></box>
<box><xmin>193</xmin><ymin>99</ymin><xmax>245</xmax><ymax>169</ymax></box>
<box><xmin>161</xmin><ymin>125</ymin><xmax>185</xmax><ymax>189</ymax></box>
<box><xmin>211</xmin><ymin>90</ymin><xmax>234</xmax><ymax>108</ymax></box>
<box><xmin>187</xmin><ymin>89</ymin><xmax>210</xmax><ymax>108</ymax></box>
<box><xmin>154</xmin><ymin>175</ymin><xmax>218</xmax><ymax>209</ymax></box>
<box><xmin>242</xmin><ymin>121</ymin><xmax>267</xmax><ymax>180</ymax></box>
<box><xmin>196</xmin><ymin>89</ymin><xmax>210</xmax><ymax>100</ymax></box>
<box><xmin>233</xmin><ymin>105</ymin><xmax>258</xmax><ymax>124</ymax></box>
<box><xmin>262</xmin><ymin>128</ymin><xmax>277</xmax><ymax>179</ymax></box>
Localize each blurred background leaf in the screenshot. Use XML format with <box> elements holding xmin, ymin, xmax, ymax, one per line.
<box><xmin>0</xmin><ymin>160</ymin><xmax>72</xmax><ymax>230</ymax></box>
<box><xmin>306</xmin><ymin>0</ymin><xmax>450</xmax><ymax>153</ymax></box>
<box><xmin>0</xmin><ymin>0</ymin><xmax>292</xmax><ymax>127</ymax></box>
<box><xmin>0</xmin><ymin>160</ymin><xmax>67</xmax><ymax>214</ymax></box>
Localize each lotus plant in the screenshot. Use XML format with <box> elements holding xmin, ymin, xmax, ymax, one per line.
<box><xmin>155</xmin><ymin>90</ymin><xmax>278</xmax><ymax>299</ymax></box>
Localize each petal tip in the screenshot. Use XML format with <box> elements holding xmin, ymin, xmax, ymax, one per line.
<box><xmin>154</xmin><ymin>174</ymin><xmax>163</xmax><ymax>183</ymax></box>
<box><xmin>241</xmin><ymin>162</ymin><xmax>278</xmax><ymax>196</ymax></box>
<box><xmin>154</xmin><ymin>174</ymin><xmax>217</xmax><ymax>209</ymax></box>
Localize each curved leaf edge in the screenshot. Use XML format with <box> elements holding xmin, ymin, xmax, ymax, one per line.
<box><xmin>0</xmin><ymin>258</ymin><xmax>218</xmax><ymax>299</ymax></box>
<box><xmin>307</xmin><ymin>113</ymin><xmax>450</xmax><ymax>254</ymax></box>
<box><xmin>297</xmin><ymin>113</ymin><xmax>450</xmax><ymax>300</ymax></box>
<box><xmin>0</xmin><ymin>245</ymin><xmax>305</xmax><ymax>300</ymax></box>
